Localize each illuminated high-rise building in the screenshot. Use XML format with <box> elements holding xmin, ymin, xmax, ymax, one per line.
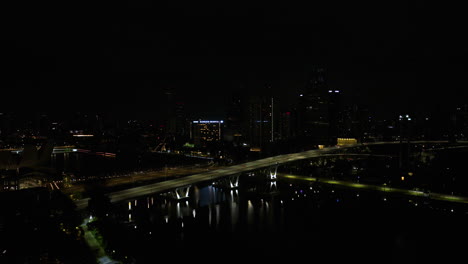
<box><xmin>224</xmin><ymin>92</ymin><xmax>245</xmax><ymax>144</ymax></box>
<box><xmin>298</xmin><ymin>68</ymin><xmax>341</xmax><ymax>145</ymax></box>
<box><xmin>174</xmin><ymin>102</ymin><xmax>189</xmax><ymax>137</ymax></box>
<box><xmin>191</xmin><ymin>120</ymin><xmax>223</xmax><ymax>147</ymax></box>
<box><xmin>248</xmin><ymin>96</ymin><xmax>275</xmax><ymax>150</ymax></box>
<box><xmin>279</xmin><ymin>110</ymin><xmax>295</xmax><ymax>140</ymax></box>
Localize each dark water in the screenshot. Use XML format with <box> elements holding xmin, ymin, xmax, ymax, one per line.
<box><xmin>97</xmin><ymin>173</ymin><xmax>468</xmax><ymax>263</ymax></box>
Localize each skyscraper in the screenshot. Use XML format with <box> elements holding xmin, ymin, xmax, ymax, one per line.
<box><xmin>191</xmin><ymin>120</ymin><xmax>223</xmax><ymax>147</ymax></box>
<box><xmin>174</xmin><ymin>102</ymin><xmax>189</xmax><ymax>137</ymax></box>
<box><xmin>298</xmin><ymin>68</ymin><xmax>341</xmax><ymax>145</ymax></box>
<box><xmin>247</xmin><ymin>96</ymin><xmax>275</xmax><ymax>150</ymax></box>
<box><xmin>278</xmin><ymin>110</ymin><xmax>294</xmax><ymax>140</ymax></box>
<box><xmin>224</xmin><ymin>92</ymin><xmax>245</xmax><ymax>144</ymax></box>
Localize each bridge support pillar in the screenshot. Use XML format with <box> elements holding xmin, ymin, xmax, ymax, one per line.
<box><xmin>214</xmin><ymin>173</ymin><xmax>240</xmax><ymax>189</ymax></box>
<box><xmin>228</xmin><ymin>173</ymin><xmax>240</xmax><ymax>188</ymax></box>
<box><xmin>268</xmin><ymin>165</ymin><xmax>279</xmax><ymax>180</ymax></box>
<box><xmin>173</xmin><ymin>185</ymin><xmax>191</xmax><ymax>200</ymax></box>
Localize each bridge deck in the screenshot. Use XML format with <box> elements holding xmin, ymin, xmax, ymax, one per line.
<box><xmin>74</xmin><ymin>144</ymin><xmax>345</xmax><ymax>210</ymax></box>
<box><xmin>74</xmin><ymin>141</ymin><xmax>466</xmax><ymax>210</ymax></box>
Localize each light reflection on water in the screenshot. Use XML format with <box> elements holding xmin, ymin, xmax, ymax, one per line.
<box><xmin>105</xmin><ymin>172</ymin><xmax>468</xmax><ymax>263</ymax></box>
<box><xmin>113</xmin><ymin>177</ymin><xmax>285</xmax><ymax>237</ymax></box>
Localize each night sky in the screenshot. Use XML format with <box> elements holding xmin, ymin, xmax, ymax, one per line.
<box><xmin>5</xmin><ymin>2</ymin><xmax>468</xmax><ymax>120</ymax></box>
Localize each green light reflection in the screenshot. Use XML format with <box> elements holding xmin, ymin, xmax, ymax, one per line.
<box><xmin>279</xmin><ymin>173</ymin><xmax>468</xmax><ymax>204</ymax></box>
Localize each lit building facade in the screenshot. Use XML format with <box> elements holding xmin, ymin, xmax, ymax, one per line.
<box><xmin>191</xmin><ymin>120</ymin><xmax>223</xmax><ymax>147</ymax></box>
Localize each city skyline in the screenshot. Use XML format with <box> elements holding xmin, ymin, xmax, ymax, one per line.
<box><xmin>4</xmin><ymin>3</ymin><xmax>468</xmax><ymax>263</ymax></box>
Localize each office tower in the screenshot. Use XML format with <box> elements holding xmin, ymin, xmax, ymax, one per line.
<box><xmin>248</xmin><ymin>96</ymin><xmax>275</xmax><ymax>150</ymax></box>
<box><xmin>174</xmin><ymin>102</ymin><xmax>189</xmax><ymax>137</ymax></box>
<box><xmin>191</xmin><ymin>120</ymin><xmax>223</xmax><ymax>147</ymax></box>
<box><xmin>225</xmin><ymin>92</ymin><xmax>245</xmax><ymax>144</ymax></box>
<box><xmin>298</xmin><ymin>68</ymin><xmax>341</xmax><ymax>144</ymax></box>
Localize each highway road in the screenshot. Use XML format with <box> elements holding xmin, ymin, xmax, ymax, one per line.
<box><xmin>74</xmin><ymin>141</ymin><xmax>463</xmax><ymax>210</ymax></box>
<box><xmin>61</xmin><ymin>165</ymin><xmax>223</xmax><ymax>194</ymax></box>
<box><xmin>74</xmin><ymin>143</ymin><xmax>359</xmax><ymax>210</ymax></box>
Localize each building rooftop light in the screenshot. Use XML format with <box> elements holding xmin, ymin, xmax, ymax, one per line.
<box><xmin>193</xmin><ymin>120</ymin><xmax>224</xmax><ymax>124</ymax></box>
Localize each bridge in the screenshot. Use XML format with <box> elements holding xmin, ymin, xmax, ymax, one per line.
<box><xmin>73</xmin><ymin>141</ymin><xmax>465</xmax><ymax>210</ymax></box>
